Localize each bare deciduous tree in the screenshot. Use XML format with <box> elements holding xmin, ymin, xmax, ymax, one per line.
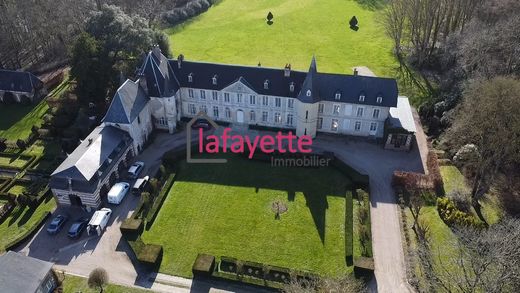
<box><xmin>88</xmin><ymin>267</ymin><xmax>109</xmax><ymax>293</ymax></box>
<box><xmin>283</xmin><ymin>274</ymin><xmax>367</xmax><ymax>293</ymax></box>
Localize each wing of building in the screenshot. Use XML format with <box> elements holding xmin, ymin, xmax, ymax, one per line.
<box><xmin>51</xmin><ymin>46</ymin><xmax>415</xmax><ymax>209</ymax></box>
<box><xmin>0</xmin><ymin>69</ymin><xmax>45</xmax><ymax>103</ymax></box>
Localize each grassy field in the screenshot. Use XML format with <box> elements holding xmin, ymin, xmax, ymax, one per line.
<box><xmin>166</xmin><ymin>0</ymin><xmax>398</xmax><ymax>77</ymax></box>
<box><xmin>142</xmin><ymin>154</ymin><xmax>352</xmax><ymax>278</ymax></box>
<box><xmin>0</xmin><ymin>99</ymin><xmax>48</xmax><ymax>141</ymax></box>
<box><xmin>0</xmin><ymin>195</ymin><xmax>56</xmax><ymax>251</ymax></box>
<box><xmin>61</xmin><ymin>274</ymin><xmax>150</xmax><ymax>293</ymax></box>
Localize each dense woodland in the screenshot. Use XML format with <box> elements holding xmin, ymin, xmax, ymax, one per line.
<box><xmin>0</xmin><ymin>0</ymin><xmax>215</xmax><ymax>71</ymax></box>
<box><xmin>383</xmin><ymin>0</ymin><xmax>520</xmax><ymax>291</ymax></box>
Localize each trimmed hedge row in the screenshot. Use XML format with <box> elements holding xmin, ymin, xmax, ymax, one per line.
<box><xmin>345</xmin><ymin>191</ymin><xmax>354</xmax><ymax>265</ymax></box>
<box><xmin>145</xmin><ymin>172</ymin><xmax>176</xmax><ymax>229</ymax></box>
<box><xmin>120</xmin><ymin>218</ymin><xmax>143</xmax><ymax>241</ymax></box>
<box><xmin>127</xmin><ymin>237</ymin><xmax>163</xmax><ymax>269</ymax></box>
<box><xmin>0</xmin><ymin>153</ymin><xmax>35</xmax><ymax>171</ymax></box>
<box><xmin>3</xmin><ymin>211</ymin><xmax>51</xmax><ymax>252</ymax></box>
<box><xmin>356</xmin><ymin>189</ymin><xmax>373</xmax><ymax>258</ymax></box>
<box><xmin>197</xmin><ymin>255</ymin><xmax>317</xmax><ymax>290</ymax></box>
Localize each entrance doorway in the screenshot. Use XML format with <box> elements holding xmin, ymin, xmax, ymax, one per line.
<box><xmin>236</xmin><ymin>109</ymin><xmax>244</xmax><ymax>123</ymax></box>
<box><xmin>69</xmin><ymin>194</ymin><xmax>83</xmax><ymax>207</ymax></box>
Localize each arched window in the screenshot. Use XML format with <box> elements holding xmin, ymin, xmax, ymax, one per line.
<box><xmin>306</xmin><ymin>90</ymin><xmax>311</xmax><ymax>97</ymax></box>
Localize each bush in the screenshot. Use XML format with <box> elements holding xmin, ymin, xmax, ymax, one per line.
<box><xmin>437</xmin><ymin>197</ymin><xmax>483</xmax><ymax>228</ymax></box>
<box><xmin>120</xmin><ymin>218</ymin><xmax>143</xmax><ymax>240</ymax></box>
<box><xmin>447</xmin><ymin>189</ymin><xmax>472</xmax><ymax>213</ymax></box>
<box><xmin>127</xmin><ymin>238</ymin><xmax>163</xmax><ymax>268</ymax></box>
<box><xmin>345</xmin><ymin>191</ymin><xmax>353</xmax><ymax>265</ymax></box>
<box><xmin>192</xmin><ymin>254</ymin><xmax>215</xmax><ymax>276</ymax></box>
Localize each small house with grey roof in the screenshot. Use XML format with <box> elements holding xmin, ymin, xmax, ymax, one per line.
<box><xmin>51</xmin><ymin>46</ymin><xmax>416</xmax><ymax>209</ymax></box>
<box><xmin>0</xmin><ymin>251</ymin><xmax>58</xmax><ymax>293</ymax></box>
<box><xmin>0</xmin><ymin>69</ymin><xmax>46</xmax><ymax>104</ymax></box>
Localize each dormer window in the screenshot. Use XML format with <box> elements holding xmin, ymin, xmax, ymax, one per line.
<box><xmin>289</xmin><ymin>82</ymin><xmax>295</xmax><ymax>92</ymax></box>
<box><xmin>306</xmin><ymin>90</ymin><xmax>312</xmax><ymax>97</ymax></box>
<box><xmin>188</xmin><ymin>73</ymin><xmax>193</xmax><ymax>83</ymax></box>
<box><xmin>264</xmin><ymin>80</ymin><xmax>269</xmax><ymax>89</ymax></box>
<box><xmin>376</xmin><ymin>95</ymin><xmax>383</xmax><ymax>103</ymax></box>
<box><xmin>359</xmin><ymin>94</ymin><xmax>365</xmax><ymax>102</ymax></box>
<box><xmin>335</xmin><ymin>92</ymin><xmax>341</xmax><ymax>100</ymax></box>
<box><xmin>212</xmin><ymin>75</ymin><xmax>218</xmax><ymax>85</ymax></box>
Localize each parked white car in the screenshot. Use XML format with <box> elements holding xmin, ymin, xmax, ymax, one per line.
<box><xmin>127</xmin><ymin>161</ymin><xmax>145</xmax><ymax>179</ymax></box>
<box><xmin>87</xmin><ymin>208</ymin><xmax>112</xmax><ymax>236</ymax></box>
<box><xmin>107</xmin><ymin>182</ymin><xmax>130</xmax><ymax>204</ymax></box>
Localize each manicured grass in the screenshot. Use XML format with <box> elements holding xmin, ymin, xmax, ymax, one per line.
<box><xmin>7</xmin><ymin>184</ymin><xmax>28</xmax><ymax>196</ymax></box>
<box><xmin>0</xmin><ymin>195</ymin><xmax>56</xmax><ymax>251</ymax></box>
<box><xmin>142</xmin><ymin>154</ymin><xmax>352</xmax><ymax>278</ymax></box>
<box><xmin>61</xmin><ymin>274</ymin><xmax>150</xmax><ymax>293</ymax></box>
<box><xmin>0</xmin><ymin>99</ymin><xmax>48</xmax><ymax>141</ymax></box>
<box><xmin>166</xmin><ymin>0</ymin><xmax>398</xmax><ymax>78</ymax></box>
<box><xmin>0</xmin><ymin>155</ymin><xmax>30</xmax><ymax>168</ymax></box>
<box><xmin>440</xmin><ymin>166</ymin><xmax>469</xmax><ymax>193</ymax></box>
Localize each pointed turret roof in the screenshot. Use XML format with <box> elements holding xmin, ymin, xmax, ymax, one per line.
<box><xmin>298</xmin><ymin>55</ymin><xmax>320</xmax><ymax>103</ymax></box>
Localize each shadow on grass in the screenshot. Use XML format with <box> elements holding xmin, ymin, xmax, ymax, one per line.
<box><xmin>0</xmin><ymin>104</ymin><xmax>36</xmax><ymax>131</ymax></box>
<box><xmin>173</xmin><ymin>154</ymin><xmax>349</xmax><ymax>244</ymax></box>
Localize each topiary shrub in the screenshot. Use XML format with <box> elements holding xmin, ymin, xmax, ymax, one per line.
<box><xmin>192</xmin><ymin>254</ymin><xmax>215</xmax><ymax>277</ymax></box>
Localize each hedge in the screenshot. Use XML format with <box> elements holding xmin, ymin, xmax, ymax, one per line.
<box><xmin>120</xmin><ymin>218</ymin><xmax>143</xmax><ymax>241</ymax></box>
<box><xmin>353</xmin><ymin>256</ymin><xmax>374</xmax><ymax>279</ymax></box>
<box><xmin>3</xmin><ymin>211</ymin><xmax>51</xmax><ymax>252</ymax></box>
<box><xmin>356</xmin><ymin>189</ymin><xmax>373</xmax><ymax>258</ymax></box>
<box><xmin>127</xmin><ymin>237</ymin><xmax>163</xmax><ymax>268</ymax></box>
<box><xmin>345</xmin><ymin>191</ymin><xmax>354</xmax><ymax>265</ymax></box>
<box><xmin>192</xmin><ymin>254</ymin><xmax>215</xmax><ymax>277</ymax></box>
<box><xmin>145</xmin><ymin>172</ymin><xmax>176</xmax><ymax>229</ymax></box>
<box><xmin>437</xmin><ymin>197</ymin><xmax>483</xmax><ymax>228</ymax></box>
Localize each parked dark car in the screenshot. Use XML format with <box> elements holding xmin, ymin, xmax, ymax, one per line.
<box><xmin>191</xmin><ymin>119</ymin><xmax>212</xmax><ymax>130</ymax></box>
<box><xmin>47</xmin><ymin>215</ymin><xmax>68</xmax><ymax>235</ymax></box>
<box><xmin>67</xmin><ymin>217</ymin><xmax>90</xmax><ymax>238</ymax></box>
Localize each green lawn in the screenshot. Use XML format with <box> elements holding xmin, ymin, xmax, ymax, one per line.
<box><xmin>61</xmin><ymin>275</ymin><xmax>151</xmax><ymax>293</ymax></box>
<box><xmin>0</xmin><ymin>99</ymin><xmax>49</xmax><ymax>141</ymax></box>
<box><xmin>166</xmin><ymin>0</ymin><xmax>398</xmax><ymax>78</ymax></box>
<box><xmin>142</xmin><ymin>154</ymin><xmax>352</xmax><ymax>278</ymax></box>
<box><xmin>0</xmin><ymin>195</ymin><xmax>56</xmax><ymax>251</ymax></box>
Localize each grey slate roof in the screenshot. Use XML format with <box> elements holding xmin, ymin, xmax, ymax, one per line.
<box><xmin>0</xmin><ymin>69</ymin><xmax>43</xmax><ymax>93</ymax></box>
<box><xmin>137</xmin><ymin>49</ymin><xmax>179</xmax><ymax>97</ymax></box>
<box><xmin>0</xmin><ymin>251</ymin><xmax>54</xmax><ymax>293</ymax></box>
<box><xmin>171</xmin><ymin>56</ymin><xmax>398</xmax><ymax>107</ymax></box>
<box><xmin>103</xmin><ymin>79</ymin><xmax>149</xmax><ymax>124</ymax></box>
<box><xmin>388</xmin><ymin>97</ymin><xmax>417</xmax><ymax>133</ymax></box>
<box><xmin>172</xmin><ymin>59</ymin><xmax>307</xmax><ymax>98</ymax></box>
<box><xmin>51</xmin><ymin>125</ymin><xmax>131</xmax><ymax>181</ymax></box>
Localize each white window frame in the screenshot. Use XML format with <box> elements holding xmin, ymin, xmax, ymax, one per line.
<box><xmin>359</xmin><ymin>94</ymin><xmax>365</xmax><ymax>102</ymax></box>
<box><xmin>188</xmin><ymin>73</ymin><xmax>193</xmax><ymax>83</ymax></box>
<box><xmin>237</xmin><ymin>93</ymin><xmax>242</xmax><ymax>103</ymax></box>
<box><xmin>335</xmin><ymin>92</ymin><xmax>341</xmax><ymax>100</ymax></box>
<box><xmin>287</xmin><ymin>98</ymin><xmax>294</xmax><ymax>109</ymax></box>
<box><xmin>373</xmin><ymin>108</ymin><xmax>380</xmax><ymax>119</ymax></box>
<box><xmin>274</xmin><ymin>112</ymin><xmax>282</xmax><ymax>124</ymax></box>
<box><xmin>333</xmin><ymin>104</ymin><xmax>341</xmax><ymax>115</ymax></box>
<box><xmin>376</xmin><ymin>96</ymin><xmax>383</xmax><ymax>104</ymax></box>
<box><xmin>275</xmin><ymin>97</ymin><xmax>281</xmax><ymax>108</ymax></box>
<box><xmin>289</xmin><ymin>82</ymin><xmax>295</xmax><ymax>92</ymax></box>
<box><xmin>213</xmin><ymin>106</ymin><xmax>219</xmax><ymax>117</ymax></box>
<box><xmin>370</xmin><ymin>122</ymin><xmax>377</xmax><ymax>132</ymax></box>
<box><xmin>286</xmin><ymin>113</ymin><xmax>293</xmax><ymax>126</ymax></box>
<box><xmin>212</xmin><ymin>76</ymin><xmax>217</xmax><ymax>85</ymax></box>
<box><xmin>188</xmin><ymin>89</ymin><xmax>194</xmax><ymax>98</ymax></box>
<box><xmin>356</xmin><ymin>107</ymin><xmax>364</xmax><ymax>117</ymax></box>
<box><xmin>224</xmin><ymin>92</ymin><xmax>230</xmax><ymax>103</ymax></box>
<box><xmin>188</xmin><ymin>103</ymin><xmax>196</xmax><ymax>114</ymax></box>
<box><xmin>331</xmin><ymin>119</ymin><xmax>339</xmax><ymax>132</ymax></box>
<box><xmin>355</xmin><ymin>121</ymin><xmax>362</xmax><ymax>131</ymax></box>
<box><xmin>225</xmin><ymin>107</ymin><xmax>231</xmax><ymax>119</ymax></box>
<box><xmin>212</xmin><ymin>91</ymin><xmax>218</xmax><ymax>101</ymax></box>
<box><xmin>249</xmin><ymin>95</ymin><xmax>256</xmax><ymax>105</ymax></box>
<box><xmin>306</xmin><ymin>90</ymin><xmax>312</xmax><ymax>97</ymax></box>
<box><xmin>250</xmin><ymin>110</ymin><xmax>256</xmax><ymax>122</ymax></box>
<box><xmin>318</xmin><ymin>103</ymin><xmax>324</xmax><ymax>114</ymax></box>
<box><xmin>317</xmin><ymin>117</ymin><xmax>323</xmax><ymax>129</ymax></box>
<box><xmin>200</xmin><ymin>105</ymin><xmax>207</xmax><ymax>113</ymax></box>
<box><xmin>262</xmin><ymin>96</ymin><xmax>269</xmax><ymax>106</ymax></box>
<box><xmin>264</xmin><ymin>80</ymin><xmax>269</xmax><ymax>89</ymax></box>
<box><xmin>200</xmin><ymin>90</ymin><xmax>206</xmax><ymax>100</ymax></box>
<box><xmin>262</xmin><ymin>111</ymin><xmax>268</xmax><ymax>122</ymax></box>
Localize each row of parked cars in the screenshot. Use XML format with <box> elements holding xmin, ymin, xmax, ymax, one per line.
<box><xmin>46</xmin><ymin>161</ymin><xmax>148</xmax><ymax>238</ymax></box>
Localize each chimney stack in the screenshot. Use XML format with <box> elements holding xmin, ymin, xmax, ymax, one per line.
<box><xmin>353</xmin><ymin>68</ymin><xmax>359</xmax><ymax>76</ymax></box>
<box><xmin>284</xmin><ymin>63</ymin><xmax>291</xmax><ymax>77</ymax></box>
<box><xmin>177</xmin><ymin>54</ymin><xmax>184</xmax><ymax>68</ymax></box>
